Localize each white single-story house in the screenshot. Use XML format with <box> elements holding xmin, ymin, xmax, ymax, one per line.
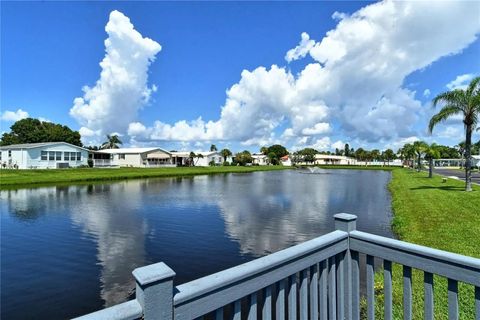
<box><xmin>170</xmin><ymin>151</ymin><xmax>231</xmax><ymax>167</ymax></box>
<box><xmin>280</xmin><ymin>155</ymin><xmax>292</xmax><ymax>166</ymax></box>
<box><xmin>314</xmin><ymin>154</ymin><xmax>356</xmax><ymax>165</ymax></box>
<box><xmin>0</xmin><ymin>142</ymin><xmax>89</xmax><ymax>169</ymax></box>
<box><xmin>94</xmin><ymin>148</ymin><xmax>173</xmax><ymax>167</ymax></box>
<box><xmin>194</xmin><ymin>151</ymin><xmax>228</xmax><ymax>166</ymax></box>
<box><xmin>252</xmin><ymin>153</ymin><xmax>268</xmax><ymax>165</ymax></box>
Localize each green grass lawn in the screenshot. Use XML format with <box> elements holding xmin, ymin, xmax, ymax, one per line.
<box><xmin>371</xmin><ymin>169</ymin><xmax>479</xmax><ymax>319</ymax></box>
<box><xmin>0</xmin><ymin>165</ymin><xmax>290</xmax><ymax>189</ymax></box>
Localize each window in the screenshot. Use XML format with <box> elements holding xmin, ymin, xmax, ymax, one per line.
<box><xmin>41</xmin><ymin>151</ymin><xmax>48</xmax><ymax>161</ymax></box>
<box><xmin>49</xmin><ymin>151</ymin><xmax>55</xmax><ymax>161</ymax></box>
<box><xmin>0</xmin><ymin>152</ymin><xmax>2</xmax><ymax>161</ymax></box>
<box><xmin>56</xmin><ymin>152</ymin><xmax>62</xmax><ymax>161</ymax></box>
<box><xmin>70</xmin><ymin>152</ymin><xmax>77</xmax><ymax>161</ymax></box>
<box><xmin>77</xmin><ymin>152</ymin><xmax>81</xmax><ymax>161</ymax></box>
<box><xmin>119</xmin><ymin>154</ymin><xmax>126</xmax><ymax>160</ymax></box>
<box><xmin>64</xmin><ymin>152</ymin><xmax>70</xmax><ymax>161</ymax></box>
<box><xmin>8</xmin><ymin>150</ymin><xmax>11</xmax><ymax>157</ymax></box>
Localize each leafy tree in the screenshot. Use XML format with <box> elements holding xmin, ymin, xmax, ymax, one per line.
<box><xmin>210</xmin><ymin>144</ymin><xmax>217</xmax><ymax>152</ymax></box>
<box><xmin>354</xmin><ymin>148</ymin><xmax>366</xmax><ymax>161</ymax></box>
<box><xmin>429</xmin><ymin>76</ymin><xmax>480</xmax><ymax>191</ymax></box>
<box><xmin>220</xmin><ymin>148</ymin><xmax>232</xmax><ymax>162</ymax></box>
<box><xmin>267</xmin><ymin>152</ymin><xmax>279</xmax><ymax>165</ymax></box>
<box><xmin>424</xmin><ymin>143</ymin><xmax>441</xmax><ymax>178</ymax></box>
<box><xmin>235</xmin><ymin>150</ymin><xmax>253</xmax><ymax>166</ymax></box>
<box><xmin>266</xmin><ymin>144</ymin><xmax>288</xmax><ymax>159</ymax></box>
<box><xmin>260</xmin><ymin>146</ymin><xmax>268</xmax><ymax>155</ymax></box>
<box><xmin>0</xmin><ymin>118</ymin><xmax>82</xmax><ymax>146</ymax></box>
<box><xmin>382</xmin><ymin>149</ymin><xmax>396</xmax><ymax>165</ymax></box>
<box><xmin>298</xmin><ymin>148</ymin><xmax>317</xmax><ymax>164</ymax></box>
<box><xmin>370</xmin><ymin>149</ymin><xmax>381</xmax><ymax>161</ymax></box>
<box><xmin>101</xmin><ymin>134</ymin><xmax>123</xmax><ymax>149</ymax></box>
<box><xmin>344</xmin><ymin>144</ymin><xmax>350</xmax><ymax>157</ymax></box>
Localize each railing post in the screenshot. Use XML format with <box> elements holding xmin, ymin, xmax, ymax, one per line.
<box><xmin>133</xmin><ymin>262</ymin><xmax>176</xmax><ymax>320</ymax></box>
<box><xmin>334</xmin><ymin>213</ymin><xmax>357</xmax><ymax>320</ymax></box>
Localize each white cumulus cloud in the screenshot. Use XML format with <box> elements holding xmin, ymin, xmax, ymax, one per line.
<box><xmin>285</xmin><ymin>32</ymin><xmax>316</xmax><ymax>63</ymax></box>
<box><xmin>76</xmin><ymin>2</ymin><xmax>480</xmax><ymax>150</ymax></box>
<box><xmin>446</xmin><ymin>73</ymin><xmax>475</xmax><ymax>90</ymax></box>
<box><xmin>423</xmin><ymin>89</ymin><xmax>431</xmax><ymax>97</ymax></box>
<box><xmin>70</xmin><ymin>10</ymin><xmax>161</xmax><ymax>143</ymax></box>
<box><xmin>0</xmin><ymin>109</ymin><xmax>29</xmax><ymax>122</ymax></box>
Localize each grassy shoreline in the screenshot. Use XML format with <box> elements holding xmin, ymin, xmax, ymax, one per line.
<box><xmin>376</xmin><ymin>169</ymin><xmax>479</xmax><ymax>319</ymax></box>
<box><xmin>0</xmin><ymin>165</ymin><xmax>290</xmax><ymax>189</ymax></box>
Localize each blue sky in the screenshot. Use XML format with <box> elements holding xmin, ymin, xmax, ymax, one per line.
<box><xmin>2</xmin><ymin>1</ymin><xmax>479</xmax><ymax>152</ymax></box>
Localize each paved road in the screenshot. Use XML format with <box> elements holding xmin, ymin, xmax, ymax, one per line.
<box><xmin>434</xmin><ymin>168</ymin><xmax>480</xmax><ymax>185</ymax></box>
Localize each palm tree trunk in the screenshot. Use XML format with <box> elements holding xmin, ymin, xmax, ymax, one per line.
<box><xmin>465</xmin><ymin>124</ymin><xmax>473</xmax><ymax>192</ymax></box>
<box><xmin>429</xmin><ymin>158</ymin><xmax>433</xmax><ymax>178</ymax></box>
<box><xmin>417</xmin><ymin>154</ymin><xmax>421</xmax><ymax>172</ymax></box>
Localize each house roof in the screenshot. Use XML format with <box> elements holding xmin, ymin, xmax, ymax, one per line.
<box><xmin>0</xmin><ymin>142</ymin><xmax>89</xmax><ymax>151</ymax></box>
<box><xmin>96</xmin><ymin>147</ymin><xmax>169</xmax><ymax>155</ymax></box>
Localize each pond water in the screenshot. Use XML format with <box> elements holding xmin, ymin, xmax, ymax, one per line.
<box><xmin>1</xmin><ymin>169</ymin><xmax>393</xmax><ymax>319</ymax></box>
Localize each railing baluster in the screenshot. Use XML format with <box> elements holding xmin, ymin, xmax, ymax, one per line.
<box><xmin>276</xmin><ymin>279</ymin><xmax>286</xmax><ymax>320</ymax></box>
<box><xmin>233</xmin><ymin>300</ymin><xmax>241</xmax><ymax>320</ymax></box>
<box><xmin>476</xmin><ymin>286</ymin><xmax>480</xmax><ymax>320</ymax></box>
<box><xmin>319</xmin><ymin>260</ymin><xmax>328</xmax><ymax>320</ymax></box>
<box><xmin>403</xmin><ymin>266</ymin><xmax>412</xmax><ymax>320</ymax></box>
<box><xmin>288</xmin><ymin>274</ymin><xmax>297</xmax><ymax>320</ymax></box>
<box><xmin>351</xmin><ymin>251</ymin><xmax>360</xmax><ymax>320</ymax></box>
<box><xmin>337</xmin><ymin>253</ymin><xmax>345</xmax><ymax>320</ymax></box>
<box><xmin>310</xmin><ymin>264</ymin><xmax>319</xmax><ymax>320</ymax></box>
<box><xmin>300</xmin><ymin>269</ymin><xmax>308</xmax><ymax>320</ymax></box>
<box><xmin>448</xmin><ymin>279</ymin><xmax>458</xmax><ymax>320</ymax></box>
<box><xmin>366</xmin><ymin>255</ymin><xmax>375</xmax><ymax>320</ymax></box>
<box><xmin>263</xmin><ymin>285</ymin><xmax>272</xmax><ymax>320</ymax></box>
<box><xmin>216</xmin><ymin>307</ymin><xmax>223</xmax><ymax>320</ymax></box>
<box><xmin>248</xmin><ymin>292</ymin><xmax>257</xmax><ymax>320</ymax></box>
<box><xmin>424</xmin><ymin>272</ymin><xmax>434</xmax><ymax>320</ymax></box>
<box><xmin>328</xmin><ymin>256</ymin><xmax>337</xmax><ymax>320</ymax></box>
<box><xmin>384</xmin><ymin>260</ymin><xmax>392</xmax><ymax>320</ymax></box>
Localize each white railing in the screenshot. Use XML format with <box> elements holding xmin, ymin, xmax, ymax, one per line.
<box><xmin>74</xmin><ymin>214</ymin><xmax>480</xmax><ymax>320</ymax></box>
<box><xmin>93</xmin><ymin>159</ymin><xmax>117</xmax><ymax>167</ymax></box>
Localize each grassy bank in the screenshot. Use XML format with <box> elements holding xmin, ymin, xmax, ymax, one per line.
<box><xmin>0</xmin><ymin>165</ymin><xmax>290</xmax><ymax>189</ymax></box>
<box><xmin>372</xmin><ymin>169</ymin><xmax>479</xmax><ymax>319</ymax></box>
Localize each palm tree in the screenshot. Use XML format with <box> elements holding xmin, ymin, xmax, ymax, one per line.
<box><xmin>413</xmin><ymin>141</ymin><xmax>428</xmax><ymax>172</ymax></box>
<box><xmin>260</xmin><ymin>146</ymin><xmax>268</xmax><ymax>155</ymax></box>
<box><xmin>210</xmin><ymin>144</ymin><xmax>217</xmax><ymax>152</ymax></box>
<box><xmin>194</xmin><ymin>153</ymin><xmax>204</xmax><ymax>165</ymax></box>
<box><xmin>399</xmin><ymin>143</ymin><xmax>416</xmax><ymax>168</ymax></box>
<box><xmin>424</xmin><ymin>143</ymin><xmax>441</xmax><ymax>178</ymax></box>
<box><xmin>101</xmin><ymin>134</ymin><xmax>123</xmax><ymax>149</ymax></box>
<box><xmin>188</xmin><ymin>152</ymin><xmax>196</xmax><ymax>166</ymax></box>
<box><xmin>429</xmin><ymin>76</ymin><xmax>480</xmax><ymax>191</ymax></box>
<box><xmin>220</xmin><ymin>148</ymin><xmax>232</xmax><ymax>162</ymax></box>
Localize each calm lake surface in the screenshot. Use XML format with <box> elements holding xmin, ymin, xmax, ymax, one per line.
<box><xmin>1</xmin><ymin>169</ymin><xmax>393</xmax><ymax>319</ymax></box>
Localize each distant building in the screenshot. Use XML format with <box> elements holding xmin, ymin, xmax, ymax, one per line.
<box><xmin>94</xmin><ymin>148</ymin><xmax>173</xmax><ymax>167</ymax></box>
<box><xmin>314</xmin><ymin>154</ymin><xmax>356</xmax><ymax>165</ymax></box>
<box><xmin>280</xmin><ymin>155</ymin><xmax>292</xmax><ymax>166</ymax></box>
<box><xmin>0</xmin><ymin>142</ymin><xmax>89</xmax><ymax>169</ymax></box>
<box><xmin>252</xmin><ymin>153</ymin><xmax>268</xmax><ymax>165</ymax></box>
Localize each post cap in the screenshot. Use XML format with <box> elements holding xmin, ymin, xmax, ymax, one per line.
<box><xmin>133</xmin><ymin>262</ymin><xmax>176</xmax><ymax>286</ymax></box>
<box><xmin>334</xmin><ymin>213</ymin><xmax>357</xmax><ymax>221</ymax></box>
<box><xmin>334</xmin><ymin>213</ymin><xmax>357</xmax><ymax>232</ymax></box>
